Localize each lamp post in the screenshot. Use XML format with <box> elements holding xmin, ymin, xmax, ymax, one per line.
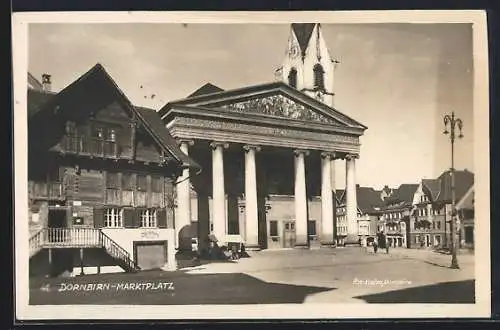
<box><xmin>443</xmin><ymin>111</ymin><xmax>464</xmax><ymax>269</ymax></box>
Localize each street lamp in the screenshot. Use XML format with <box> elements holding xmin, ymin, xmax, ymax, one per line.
<box><xmin>443</xmin><ymin>111</ymin><xmax>464</xmax><ymax>269</ymax></box>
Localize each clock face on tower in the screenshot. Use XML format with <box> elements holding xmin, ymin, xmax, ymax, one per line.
<box><xmin>289</xmin><ymin>44</ymin><xmax>299</xmax><ymax>58</ymax></box>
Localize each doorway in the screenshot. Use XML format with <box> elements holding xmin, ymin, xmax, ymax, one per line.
<box><xmin>464</xmin><ymin>226</ymin><xmax>474</xmax><ymax>244</ymax></box>
<box><xmin>134</xmin><ymin>241</ymin><xmax>168</xmax><ymax>270</ymax></box>
<box><xmin>425</xmin><ymin>234</ymin><xmax>431</xmax><ymax>247</ymax></box>
<box><xmin>282</xmin><ymin>221</ymin><xmax>296</xmax><ymax>248</ymax></box>
<box><xmin>434</xmin><ymin>234</ymin><xmax>441</xmax><ymax>247</ymax></box>
<box><xmin>47</xmin><ymin>208</ymin><xmax>67</xmax><ymax>243</ymax></box>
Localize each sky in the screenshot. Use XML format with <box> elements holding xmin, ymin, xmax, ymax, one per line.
<box><xmin>28</xmin><ymin>23</ymin><xmax>474</xmax><ymax>190</ymax></box>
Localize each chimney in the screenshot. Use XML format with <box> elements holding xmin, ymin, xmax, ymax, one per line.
<box><xmin>41</xmin><ymin>74</ymin><xmax>52</xmax><ymax>92</ymax></box>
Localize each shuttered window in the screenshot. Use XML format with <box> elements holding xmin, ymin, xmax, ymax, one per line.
<box><xmin>157</xmin><ymin>208</ymin><xmax>169</xmax><ymax>228</ymax></box>
<box><xmin>122</xmin><ymin>208</ymin><xmax>138</xmax><ymax>228</ymax></box>
<box><xmin>93</xmin><ymin>207</ymin><xmax>105</xmax><ymax>228</ymax></box>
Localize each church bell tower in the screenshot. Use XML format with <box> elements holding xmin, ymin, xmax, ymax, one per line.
<box><xmin>276</xmin><ymin>23</ymin><xmax>337</xmax><ymax>108</ymax></box>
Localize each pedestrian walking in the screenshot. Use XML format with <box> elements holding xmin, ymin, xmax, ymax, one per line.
<box><xmin>377</xmin><ymin>231</ymin><xmax>388</xmax><ymax>254</ymax></box>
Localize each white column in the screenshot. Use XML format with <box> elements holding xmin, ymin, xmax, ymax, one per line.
<box><xmin>331</xmin><ymin>157</ymin><xmax>338</xmax><ymax>243</ymax></box>
<box><xmin>244</xmin><ymin>145</ymin><xmax>261</xmax><ymax>250</ymax></box>
<box><xmin>330</xmin><ymin>157</ymin><xmax>336</xmax><ymax>194</ymax></box>
<box><xmin>176</xmin><ymin>140</ymin><xmax>194</xmax><ymax>251</ymax></box>
<box><xmin>210</xmin><ymin>141</ymin><xmax>229</xmax><ymax>243</ymax></box>
<box><xmin>345</xmin><ymin>153</ymin><xmax>359</xmax><ymax>244</ymax></box>
<box><xmin>294</xmin><ymin>149</ymin><xmax>309</xmax><ymax>248</ymax></box>
<box><xmin>320</xmin><ymin>152</ymin><xmax>335</xmax><ymax>247</ymax></box>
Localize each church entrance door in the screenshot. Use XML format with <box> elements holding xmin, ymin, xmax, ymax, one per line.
<box><xmin>282</xmin><ymin>221</ymin><xmax>296</xmax><ymax>248</ymax></box>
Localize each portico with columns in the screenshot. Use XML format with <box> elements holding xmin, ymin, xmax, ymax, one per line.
<box><xmin>160</xmin><ymin>82</ymin><xmax>366</xmax><ymax>252</ymax></box>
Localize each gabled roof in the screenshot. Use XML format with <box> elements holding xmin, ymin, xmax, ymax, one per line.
<box><xmin>435</xmin><ymin>169</ymin><xmax>474</xmax><ymax>203</ymax></box>
<box><xmin>28</xmin><ymin>72</ymin><xmax>43</xmax><ymax>91</ymax></box>
<box><xmin>422</xmin><ymin>178</ymin><xmax>441</xmax><ymax>201</ymax></box>
<box><xmin>28</xmin><ymin>63</ymin><xmax>200</xmax><ymax>171</ymax></box>
<box><xmin>159</xmin><ymin>80</ymin><xmax>367</xmax><ymax>130</ymax></box>
<box><xmin>291</xmin><ymin>23</ymin><xmax>317</xmax><ymax>57</ymax></box>
<box><xmin>357</xmin><ymin>186</ymin><xmax>385</xmax><ymax>213</ymax></box>
<box><xmin>188</xmin><ymin>83</ymin><xmax>224</xmax><ymax>98</ymax></box>
<box><xmin>28</xmin><ymin>88</ymin><xmax>55</xmax><ymax>117</ymax></box>
<box><xmin>335</xmin><ymin>185</ymin><xmax>384</xmax><ymax>214</ymax></box>
<box><xmin>384</xmin><ymin>184</ymin><xmax>419</xmax><ymax>205</ymax></box>
<box><xmin>381</xmin><ymin>185</ymin><xmax>393</xmax><ymax>195</ymax></box>
<box><xmin>456</xmin><ymin>185</ymin><xmax>474</xmax><ymax>210</ymax></box>
<box><xmin>396</xmin><ymin>184</ymin><xmax>420</xmax><ymax>203</ymax></box>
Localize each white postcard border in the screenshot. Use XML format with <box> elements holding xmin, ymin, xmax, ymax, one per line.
<box><xmin>13</xmin><ymin>10</ymin><xmax>491</xmax><ymax>320</ymax></box>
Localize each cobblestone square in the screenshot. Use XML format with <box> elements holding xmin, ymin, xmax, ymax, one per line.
<box><xmin>30</xmin><ymin>247</ymin><xmax>475</xmax><ymax>305</ymax></box>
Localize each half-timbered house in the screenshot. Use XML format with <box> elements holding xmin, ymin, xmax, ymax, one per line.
<box><xmin>28</xmin><ymin>64</ymin><xmax>200</xmax><ymax>277</ymax></box>
<box><xmin>409</xmin><ymin>169</ymin><xmax>474</xmax><ymax>249</ymax></box>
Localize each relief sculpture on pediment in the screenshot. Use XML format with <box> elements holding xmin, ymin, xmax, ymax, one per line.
<box><xmin>217</xmin><ymin>94</ymin><xmax>339</xmax><ymax>125</ymax></box>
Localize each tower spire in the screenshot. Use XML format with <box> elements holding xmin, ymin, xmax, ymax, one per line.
<box><xmin>278</xmin><ymin>23</ymin><xmax>336</xmax><ymax>108</ymax></box>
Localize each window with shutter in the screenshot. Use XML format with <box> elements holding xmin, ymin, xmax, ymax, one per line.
<box><xmin>157</xmin><ymin>208</ymin><xmax>168</xmax><ymax>228</ymax></box>
<box><xmin>123</xmin><ymin>208</ymin><xmax>138</xmax><ymax>228</ymax></box>
<box><xmin>93</xmin><ymin>207</ymin><xmax>105</xmax><ymax>228</ymax></box>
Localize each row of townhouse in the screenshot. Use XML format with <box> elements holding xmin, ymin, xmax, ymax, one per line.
<box><xmin>335</xmin><ymin>169</ymin><xmax>475</xmax><ymax>250</ymax></box>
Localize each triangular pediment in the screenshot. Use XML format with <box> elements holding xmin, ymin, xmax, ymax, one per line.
<box><xmin>204</xmin><ymin>92</ymin><xmax>343</xmax><ymax>125</ymax></box>
<box><xmin>161</xmin><ymin>82</ymin><xmax>367</xmax><ymax>130</ymax></box>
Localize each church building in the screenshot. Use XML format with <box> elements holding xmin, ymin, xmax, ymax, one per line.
<box><xmin>159</xmin><ymin>23</ymin><xmax>368</xmax><ymax>252</ymax></box>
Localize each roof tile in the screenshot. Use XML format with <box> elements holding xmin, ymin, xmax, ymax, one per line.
<box><xmin>291</xmin><ymin>23</ymin><xmax>316</xmax><ymax>57</ymax></box>
<box><xmin>188</xmin><ymin>83</ymin><xmax>224</xmax><ymax>98</ymax></box>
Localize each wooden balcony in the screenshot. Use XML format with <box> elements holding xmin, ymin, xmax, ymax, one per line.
<box><xmin>31</xmin><ymin>182</ymin><xmax>64</xmax><ymax>200</ymax></box>
<box><xmin>63</xmin><ymin>136</ymin><xmax>120</xmax><ymax>159</ymax></box>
